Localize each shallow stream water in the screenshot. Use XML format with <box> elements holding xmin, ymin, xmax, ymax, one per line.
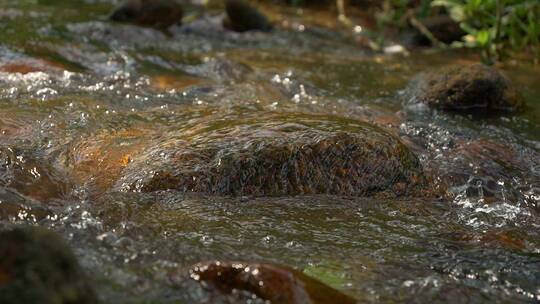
<box><xmin>0</xmin><ymin>1</ymin><xmax>539</xmax><ymax>303</ymax></box>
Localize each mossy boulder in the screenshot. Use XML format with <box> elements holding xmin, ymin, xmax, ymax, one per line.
<box><xmin>0</xmin><ymin>226</ymin><xmax>97</xmax><ymax>304</ymax></box>
<box><xmin>224</xmin><ymin>0</ymin><xmax>273</xmax><ymax>32</ymax></box>
<box><xmin>406</xmin><ymin>63</ymin><xmax>523</xmax><ymax>112</ymax></box>
<box><xmin>116</xmin><ymin>112</ymin><xmax>424</xmax><ymax>197</ymax></box>
<box><xmin>190</xmin><ymin>261</ymin><xmax>357</xmax><ymax>304</ymax></box>
<box><xmin>109</xmin><ymin>0</ymin><xmax>183</xmax><ymax>29</ymax></box>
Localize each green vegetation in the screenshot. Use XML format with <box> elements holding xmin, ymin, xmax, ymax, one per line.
<box><xmin>376</xmin><ymin>0</ymin><xmax>539</xmax><ymax>62</ymax></box>
<box><xmin>432</xmin><ymin>0</ymin><xmax>539</xmax><ymax>63</ymax></box>
<box><xmin>387</xmin><ymin>0</ymin><xmax>539</xmax><ymax>62</ymax></box>
<box><xmin>288</xmin><ymin>0</ymin><xmax>539</xmax><ymax>63</ymax></box>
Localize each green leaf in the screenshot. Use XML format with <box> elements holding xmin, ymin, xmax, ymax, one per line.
<box><xmin>476</xmin><ymin>29</ymin><xmax>491</xmax><ymax>46</ymax></box>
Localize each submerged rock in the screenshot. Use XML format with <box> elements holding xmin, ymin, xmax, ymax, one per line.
<box><xmin>190</xmin><ymin>261</ymin><xmax>357</xmax><ymax>304</ymax></box>
<box><xmin>0</xmin><ymin>148</ymin><xmax>71</xmax><ymax>204</ymax></box>
<box><xmin>0</xmin><ymin>226</ymin><xmax>97</xmax><ymax>304</ymax></box>
<box><xmin>109</xmin><ymin>0</ymin><xmax>183</xmax><ymax>29</ymax></box>
<box><xmin>183</xmin><ymin>57</ymin><xmax>254</xmax><ymax>83</ymax></box>
<box><xmin>59</xmin><ymin>128</ymin><xmax>153</xmax><ymax>196</ymax></box>
<box><xmin>427</xmin><ymin>138</ymin><xmax>539</xmax><ymax>207</ymax></box>
<box><xmin>447</xmin><ymin>229</ymin><xmax>526</xmax><ymax>251</ymax></box>
<box><xmin>0</xmin><ymin>187</ymin><xmax>50</xmax><ymax>221</ymax></box>
<box><xmin>224</xmin><ymin>0</ymin><xmax>273</xmax><ymax>32</ymax></box>
<box><xmin>406</xmin><ymin>64</ymin><xmax>523</xmax><ymax>112</ymax></box>
<box><xmin>117</xmin><ymin>111</ymin><xmax>424</xmax><ymax>197</ymax></box>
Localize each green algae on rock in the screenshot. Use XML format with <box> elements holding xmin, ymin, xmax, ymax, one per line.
<box><xmin>0</xmin><ymin>226</ymin><xmax>97</xmax><ymax>304</ymax></box>
<box><xmin>190</xmin><ymin>261</ymin><xmax>357</xmax><ymax>304</ymax></box>
<box><xmin>109</xmin><ymin>0</ymin><xmax>183</xmax><ymax>29</ymax></box>
<box><xmin>406</xmin><ymin>63</ymin><xmax>523</xmax><ymax>112</ymax></box>
<box><xmin>224</xmin><ymin>0</ymin><xmax>273</xmax><ymax>32</ymax></box>
<box><xmin>116</xmin><ymin>112</ymin><xmax>424</xmax><ymax>197</ymax></box>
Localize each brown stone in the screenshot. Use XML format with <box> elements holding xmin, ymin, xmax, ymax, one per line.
<box><xmin>117</xmin><ymin>111</ymin><xmax>424</xmax><ymax>197</ymax></box>
<box><xmin>411</xmin><ymin>15</ymin><xmax>465</xmax><ymax>46</ymax></box>
<box><xmin>190</xmin><ymin>261</ymin><xmax>357</xmax><ymax>304</ymax></box>
<box><xmin>407</xmin><ymin>64</ymin><xmax>523</xmax><ymax>112</ymax></box>
<box><xmin>224</xmin><ymin>0</ymin><xmax>273</xmax><ymax>32</ymax></box>
<box><xmin>110</xmin><ymin>0</ymin><xmax>183</xmax><ymax>29</ymax></box>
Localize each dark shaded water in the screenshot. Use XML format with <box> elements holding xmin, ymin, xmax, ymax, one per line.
<box><xmin>0</xmin><ymin>1</ymin><xmax>539</xmax><ymax>303</ymax></box>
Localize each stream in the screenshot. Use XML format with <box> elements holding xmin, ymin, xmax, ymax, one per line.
<box><xmin>0</xmin><ymin>1</ymin><xmax>539</xmax><ymax>303</ymax></box>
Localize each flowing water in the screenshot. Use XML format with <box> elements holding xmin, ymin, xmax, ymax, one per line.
<box><xmin>0</xmin><ymin>1</ymin><xmax>539</xmax><ymax>303</ymax></box>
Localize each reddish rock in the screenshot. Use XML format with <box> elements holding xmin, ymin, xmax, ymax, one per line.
<box><xmin>190</xmin><ymin>261</ymin><xmax>357</xmax><ymax>304</ymax></box>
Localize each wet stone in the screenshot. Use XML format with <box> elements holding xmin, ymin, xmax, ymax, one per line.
<box><xmin>117</xmin><ymin>112</ymin><xmax>424</xmax><ymax>197</ymax></box>
<box><xmin>58</xmin><ymin>128</ymin><xmax>152</xmax><ymax>196</ymax></box>
<box><xmin>190</xmin><ymin>261</ymin><xmax>357</xmax><ymax>304</ymax></box>
<box><xmin>406</xmin><ymin>63</ymin><xmax>523</xmax><ymax>113</ymax></box>
<box><xmin>411</xmin><ymin>15</ymin><xmax>465</xmax><ymax>46</ymax></box>
<box><xmin>224</xmin><ymin>0</ymin><xmax>273</xmax><ymax>32</ymax></box>
<box><xmin>0</xmin><ymin>226</ymin><xmax>97</xmax><ymax>304</ymax></box>
<box><xmin>109</xmin><ymin>0</ymin><xmax>184</xmax><ymax>29</ymax></box>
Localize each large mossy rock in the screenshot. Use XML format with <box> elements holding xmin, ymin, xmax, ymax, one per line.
<box><xmin>190</xmin><ymin>261</ymin><xmax>357</xmax><ymax>304</ymax></box>
<box><xmin>0</xmin><ymin>226</ymin><xmax>97</xmax><ymax>304</ymax></box>
<box><xmin>116</xmin><ymin>112</ymin><xmax>424</xmax><ymax>197</ymax></box>
<box><xmin>109</xmin><ymin>0</ymin><xmax>183</xmax><ymax>29</ymax></box>
<box><xmin>406</xmin><ymin>63</ymin><xmax>523</xmax><ymax>112</ymax></box>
